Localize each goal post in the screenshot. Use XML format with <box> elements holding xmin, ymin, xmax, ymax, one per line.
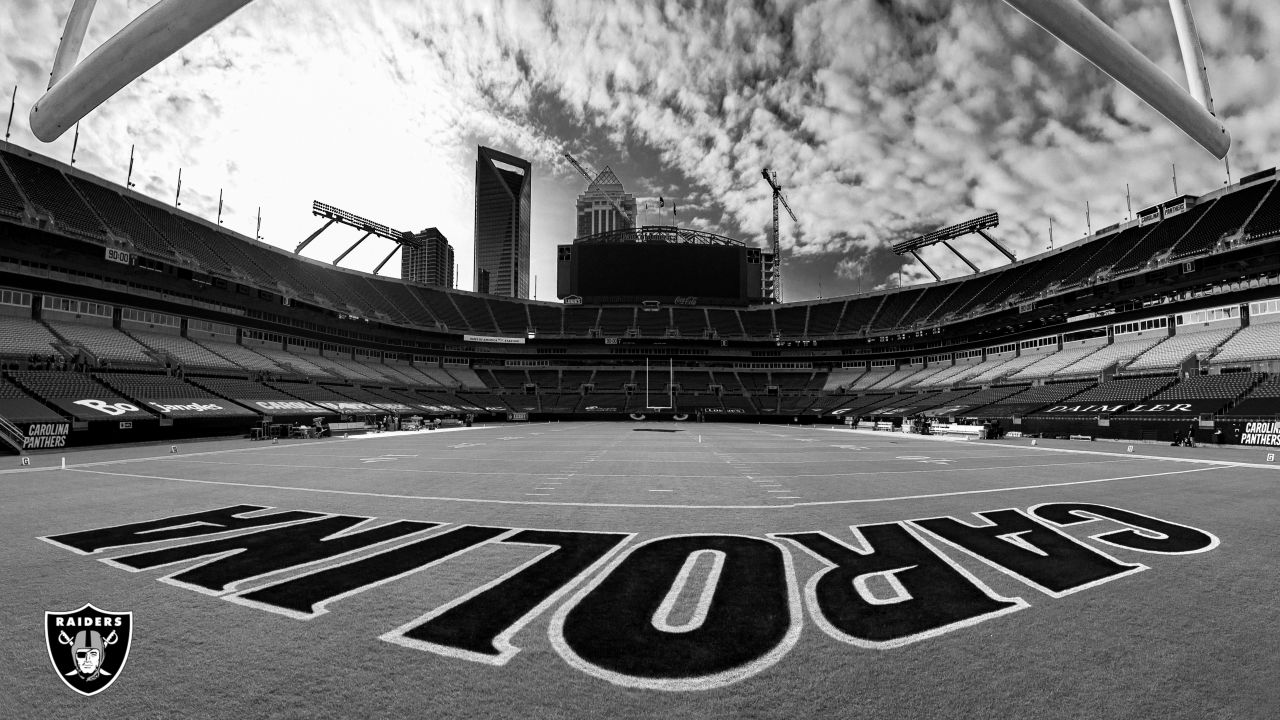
<box><xmin>1001</xmin><ymin>0</ymin><xmax>1229</xmax><ymax>159</ymax></box>
<box><xmin>30</xmin><ymin>0</ymin><xmax>253</xmax><ymax>142</ymax></box>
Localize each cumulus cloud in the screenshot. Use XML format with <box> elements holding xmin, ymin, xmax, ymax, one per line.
<box><xmin>1</xmin><ymin>0</ymin><xmax>1276</xmax><ymax>299</ymax></box>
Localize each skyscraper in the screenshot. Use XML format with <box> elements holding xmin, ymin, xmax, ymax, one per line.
<box><xmin>473</xmin><ymin>146</ymin><xmax>531</xmax><ymax>298</ymax></box>
<box><xmin>401</xmin><ymin>227</ymin><xmax>454</xmax><ymax>288</ymax></box>
<box><xmin>575</xmin><ymin>166</ymin><xmax>636</xmax><ymax>237</ymax></box>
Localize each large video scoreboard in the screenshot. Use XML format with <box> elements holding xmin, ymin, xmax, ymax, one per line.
<box><xmin>556</xmin><ymin>228</ymin><xmax>766</xmax><ymax>305</ymax></box>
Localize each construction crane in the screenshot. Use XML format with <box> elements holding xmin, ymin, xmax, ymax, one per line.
<box><xmin>563</xmin><ymin>152</ymin><xmax>633</xmax><ymax>224</ymax></box>
<box><xmin>762</xmin><ymin>168</ymin><xmax>798</xmax><ymax>303</ymax></box>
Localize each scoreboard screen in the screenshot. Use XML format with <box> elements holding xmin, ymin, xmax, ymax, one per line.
<box><xmin>560</xmin><ymin>242</ymin><xmax>758</xmax><ymax>304</ymax></box>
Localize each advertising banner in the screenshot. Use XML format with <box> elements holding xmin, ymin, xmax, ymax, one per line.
<box><xmin>1040</xmin><ymin>400</ymin><xmax>1227</xmax><ymax>416</ymax></box>
<box><xmin>313</xmin><ymin>401</ymin><xmax>382</xmax><ymax>415</ymax></box>
<box><xmin>139</xmin><ymin>398</ymin><xmax>256</xmax><ymax>418</ymax></box>
<box><xmin>1036</xmin><ymin>402</ymin><xmax>1131</xmax><ymax>416</ymax></box>
<box><xmin>239</xmin><ymin>399</ymin><xmax>334</xmax><ymax>416</ymax></box>
<box><xmin>463</xmin><ymin>335</ymin><xmax>526</xmax><ymax>345</ymax></box>
<box><xmin>1217</xmin><ymin>420</ymin><xmax>1280</xmax><ymax>448</ymax></box>
<box><xmin>1122</xmin><ymin>399</ymin><xmax>1229</xmax><ymax>415</ymax></box>
<box><xmin>51</xmin><ymin>398</ymin><xmax>157</xmax><ymax>421</ymax></box>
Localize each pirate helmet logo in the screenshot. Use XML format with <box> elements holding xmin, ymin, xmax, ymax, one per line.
<box><xmin>45</xmin><ymin>604</ymin><xmax>132</xmax><ymax>696</ymax></box>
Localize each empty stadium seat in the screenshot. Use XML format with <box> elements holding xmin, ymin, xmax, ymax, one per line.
<box><xmin>1210</xmin><ymin>323</ymin><xmax>1280</xmax><ymax>364</ymax></box>
<box><xmin>1008</xmin><ymin>346</ymin><xmax>1103</xmax><ymax>380</ymax></box>
<box><xmin>1141</xmin><ymin>373</ymin><xmax>1262</xmax><ymax>414</ymax></box>
<box><xmin>129</xmin><ymin>331</ymin><xmax>241</xmax><ymax>370</ymax></box>
<box><xmin>822</xmin><ymin>368</ymin><xmax>865</xmax><ymax>391</ymax></box>
<box><xmin>1124</xmin><ymin>328</ymin><xmax>1235</xmax><ymax>372</ymax></box>
<box><xmin>968</xmin><ymin>381</ymin><xmax>1096</xmax><ymax>417</ymax></box>
<box><xmin>444</xmin><ymin>367</ymin><xmax>488</xmax><ymax>390</ymax></box>
<box><xmin>251</xmin><ymin>348</ymin><xmax>339</xmax><ymax>379</ymax></box>
<box><xmin>195</xmin><ymin>340</ymin><xmax>284</xmax><ymax>373</ymax></box>
<box><xmin>1049</xmin><ymin>376</ymin><xmax>1173</xmax><ymax>406</ymax></box>
<box><xmin>0</xmin><ymin>317</ymin><xmax>63</xmax><ymax>358</ymax></box>
<box><xmin>849</xmin><ymin>368</ymin><xmax>893</xmax><ymax>390</ymax></box>
<box><xmin>1056</xmin><ymin>337</ymin><xmax>1162</xmax><ymax>376</ymax></box>
<box><xmin>46</xmin><ymin>322</ymin><xmax>158</xmax><ymax>366</ymax></box>
<box><xmin>95</xmin><ymin>372</ymin><xmax>252</xmax><ymax>417</ymax></box>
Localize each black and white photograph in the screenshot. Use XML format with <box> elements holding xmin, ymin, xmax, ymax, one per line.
<box><xmin>1</xmin><ymin>0</ymin><xmax>1278</xmax><ymax>717</ymax></box>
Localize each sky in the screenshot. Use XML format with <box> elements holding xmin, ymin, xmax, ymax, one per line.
<box><xmin>2</xmin><ymin>0</ymin><xmax>1278</xmax><ymax>302</ymax></box>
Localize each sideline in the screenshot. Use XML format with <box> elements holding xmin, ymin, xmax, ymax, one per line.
<box><xmin>0</xmin><ymin>425</ymin><xmax>497</xmax><ymax>475</ymax></box>
<box><xmin>819</xmin><ymin>427</ymin><xmax>1280</xmax><ymax>472</ymax></box>
<box><xmin>62</xmin><ymin>464</ymin><xmax>1218</xmax><ymax>511</ymax></box>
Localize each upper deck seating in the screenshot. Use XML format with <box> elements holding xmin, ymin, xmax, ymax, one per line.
<box><xmin>2</xmin><ymin>153</ymin><xmax>105</xmax><ymax>239</ymax></box>
<box><xmin>1242</xmin><ymin>181</ymin><xmax>1280</xmax><ymax>240</ymax></box>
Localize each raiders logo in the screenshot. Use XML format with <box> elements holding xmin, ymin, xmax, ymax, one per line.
<box><xmin>45</xmin><ymin>604</ymin><xmax>133</xmax><ymax>696</ymax></box>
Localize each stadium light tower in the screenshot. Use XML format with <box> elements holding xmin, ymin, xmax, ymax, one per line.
<box><xmin>305</xmin><ymin>201</ymin><xmax>416</xmax><ymax>275</ymax></box>
<box><xmin>761</xmin><ymin>168</ymin><xmax>797</xmax><ymax>303</ymax></box>
<box><xmin>892</xmin><ymin>213</ymin><xmax>1012</xmax><ymax>281</ymax></box>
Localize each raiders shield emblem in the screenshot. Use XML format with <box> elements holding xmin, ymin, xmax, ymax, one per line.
<box><xmin>45</xmin><ymin>604</ymin><xmax>133</xmax><ymax>696</ymax></box>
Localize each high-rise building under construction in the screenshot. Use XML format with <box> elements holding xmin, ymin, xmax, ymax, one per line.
<box><xmin>575</xmin><ymin>166</ymin><xmax>636</xmax><ymax>237</ymax></box>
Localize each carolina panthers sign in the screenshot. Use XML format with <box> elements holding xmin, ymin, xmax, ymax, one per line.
<box><xmin>41</xmin><ymin>504</ymin><xmax>1216</xmax><ymax>690</ymax></box>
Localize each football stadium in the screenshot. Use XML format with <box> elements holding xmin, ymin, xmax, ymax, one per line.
<box><xmin>3</xmin><ymin>1</ymin><xmax>1280</xmax><ymax>718</ymax></box>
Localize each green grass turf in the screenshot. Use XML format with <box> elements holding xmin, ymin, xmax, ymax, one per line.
<box><xmin>2</xmin><ymin>422</ymin><xmax>1278</xmax><ymax>718</ymax></box>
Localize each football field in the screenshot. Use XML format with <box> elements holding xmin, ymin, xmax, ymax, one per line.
<box><xmin>3</xmin><ymin>422</ymin><xmax>1278</xmax><ymax>719</ymax></box>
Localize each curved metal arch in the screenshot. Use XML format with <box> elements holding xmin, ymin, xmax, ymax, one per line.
<box><xmin>30</xmin><ymin>0</ymin><xmax>253</xmax><ymax>142</ymax></box>
<box><xmin>1001</xmin><ymin>0</ymin><xmax>1229</xmax><ymax>158</ymax></box>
